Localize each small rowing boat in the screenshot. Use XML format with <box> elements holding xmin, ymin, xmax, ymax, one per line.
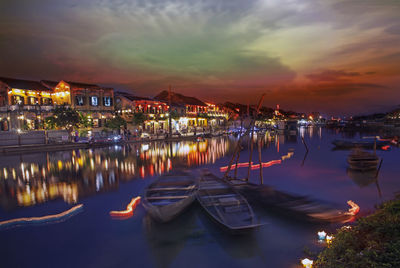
<box><xmin>142</xmin><ymin>171</ymin><xmax>197</xmax><ymax>222</ymax></box>
<box><xmin>196</xmin><ymin>170</ymin><xmax>261</xmax><ymax>233</ymax></box>
<box><xmin>347</xmin><ymin>149</ymin><xmax>379</xmax><ymax>171</ymax></box>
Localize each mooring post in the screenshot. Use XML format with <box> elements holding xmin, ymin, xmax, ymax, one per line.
<box><xmin>246</xmin><ymin>125</ymin><xmax>254</xmax><ymax>181</ymax></box>
<box><xmin>258</xmin><ymin>137</ymin><xmax>263</xmax><ymax>184</ymax></box>
<box><xmin>302</xmin><ymin>136</ymin><xmax>309</xmax><ymax>152</ymax></box>
<box><xmin>234</xmin><ymin>146</ymin><xmax>241</xmax><ymax>178</ymax></box>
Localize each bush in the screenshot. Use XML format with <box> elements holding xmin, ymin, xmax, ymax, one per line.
<box><xmin>315</xmin><ymin>198</ymin><xmax>400</xmax><ymax>268</ymax></box>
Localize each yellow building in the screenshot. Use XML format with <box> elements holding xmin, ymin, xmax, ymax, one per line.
<box><xmin>0</xmin><ymin>77</ymin><xmax>115</xmax><ymax>131</ymax></box>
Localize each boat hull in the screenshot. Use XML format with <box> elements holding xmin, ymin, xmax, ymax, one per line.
<box><xmin>196</xmin><ymin>171</ymin><xmax>261</xmax><ymax>233</ymax></box>
<box><xmin>143</xmin><ymin>172</ymin><xmax>197</xmax><ymax>223</ymax></box>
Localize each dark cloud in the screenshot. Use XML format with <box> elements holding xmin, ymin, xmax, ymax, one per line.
<box><xmin>306</xmin><ymin>70</ymin><xmax>361</xmax><ymax>82</ymax></box>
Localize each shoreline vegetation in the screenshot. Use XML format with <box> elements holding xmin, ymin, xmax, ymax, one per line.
<box><xmin>314</xmin><ymin>197</ymin><xmax>400</xmax><ymax>268</ymax></box>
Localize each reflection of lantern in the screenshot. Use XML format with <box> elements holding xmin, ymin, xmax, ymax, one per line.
<box><xmin>318</xmin><ymin>231</ymin><xmax>327</xmax><ymax>240</ymax></box>
<box><xmin>301</xmin><ymin>258</ymin><xmax>313</xmax><ymax>268</ymax></box>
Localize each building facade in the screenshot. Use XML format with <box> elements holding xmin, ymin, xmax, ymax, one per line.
<box><xmin>0</xmin><ymin>77</ymin><xmax>114</xmax><ymax>131</ymax></box>
<box><xmin>41</xmin><ymin>80</ymin><xmax>114</xmax><ymax>128</ymax></box>
<box><xmin>115</xmin><ymin>91</ymin><xmax>169</xmax><ymax>134</ymax></box>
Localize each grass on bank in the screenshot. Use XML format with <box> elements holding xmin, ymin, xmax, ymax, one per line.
<box><xmin>315</xmin><ymin>198</ymin><xmax>400</xmax><ymax>268</ymax></box>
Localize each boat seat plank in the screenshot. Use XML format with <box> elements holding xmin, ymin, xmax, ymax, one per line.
<box><xmin>219</xmin><ymin>197</ymin><xmax>240</xmax><ymax>206</ymax></box>
<box><xmin>199</xmin><ymin>194</ymin><xmax>238</xmax><ymax>200</ymax></box>
<box><xmin>224</xmin><ymin>205</ymin><xmax>247</xmax><ymax>213</ymax></box>
<box><xmin>147</xmin><ymin>195</ymin><xmax>188</xmax><ymax>200</ymax></box>
<box><xmin>148</xmin><ymin>186</ymin><xmax>195</xmax><ymax>191</ymax></box>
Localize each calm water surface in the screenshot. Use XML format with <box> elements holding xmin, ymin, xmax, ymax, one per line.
<box><xmin>0</xmin><ymin>127</ymin><xmax>399</xmax><ymax>268</ymax></box>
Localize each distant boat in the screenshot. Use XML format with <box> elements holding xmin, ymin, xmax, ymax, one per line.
<box><xmin>347</xmin><ymin>149</ymin><xmax>379</xmax><ymax>171</ymax></box>
<box><xmin>196</xmin><ymin>171</ymin><xmax>261</xmax><ymax>233</ymax></box>
<box><xmin>332</xmin><ymin>139</ymin><xmax>390</xmax><ymax>149</ymax></box>
<box><xmin>142</xmin><ymin>171</ymin><xmax>197</xmax><ymax>222</ymax></box>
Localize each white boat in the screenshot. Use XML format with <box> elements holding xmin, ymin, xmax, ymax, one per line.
<box><xmin>142</xmin><ymin>171</ymin><xmax>197</xmax><ymax>222</ymax></box>
<box><xmin>196</xmin><ymin>171</ymin><xmax>261</xmax><ymax>233</ymax></box>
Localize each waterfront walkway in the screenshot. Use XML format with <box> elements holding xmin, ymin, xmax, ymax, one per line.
<box><xmin>0</xmin><ymin>131</ymin><xmax>226</xmax><ymax>154</ymax></box>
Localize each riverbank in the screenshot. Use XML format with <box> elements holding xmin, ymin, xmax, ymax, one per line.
<box><xmin>314</xmin><ymin>198</ymin><xmax>400</xmax><ymax>268</ymax></box>
<box><xmin>0</xmin><ymin>133</ymin><xmax>225</xmax><ymax>155</ymax></box>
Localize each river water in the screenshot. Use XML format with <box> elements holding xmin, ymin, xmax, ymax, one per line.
<box><xmin>0</xmin><ymin>127</ymin><xmax>399</xmax><ymax>267</ymax></box>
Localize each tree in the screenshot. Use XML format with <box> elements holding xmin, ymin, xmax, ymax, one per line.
<box><xmin>170</xmin><ymin>110</ymin><xmax>180</xmax><ymax>120</ymax></box>
<box><xmin>78</xmin><ymin>112</ymin><xmax>92</xmax><ymax>129</ymax></box>
<box><xmin>45</xmin><ymin>106</ymin><xmax>80</xmax><ymax>133</ymax></box>
<box><xmin>105</xmin><ymin>115</ymin><xmax>127</xmax><ymax>130</ymax></box>
<box><xmin>133</xmin><ymin>112</ymin><xmax>146</xmax><ymax>128</ymax></box>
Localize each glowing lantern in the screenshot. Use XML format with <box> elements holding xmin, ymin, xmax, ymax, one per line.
<box><xmin>110</xmin><ymin>196</ymin><xmax>141</xmax><ymax>219</ymax></box>
<box><xmin>346</xmin><ymin>200</ymin><xmax>360</xmax><ymax>216</ymax></box>
<box><xmin>301</xmin><ymin>258</ymin><xmax>313</xmax><ymax>268</ymax></box>
<box><xmin>326</xmin><ymin>235</ymin><xmax>333</xmax><ymax>245</ymax></box>
<box><xmin>317</xmin><ymin>231</ymin><xmax>327</xmax><ymax>240</ymax></box>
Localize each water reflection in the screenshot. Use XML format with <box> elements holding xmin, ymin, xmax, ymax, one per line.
<box><xmin>143</xmin><ymin>208</ymin><xmax>199</xmax><ymax>268</ymax></box>
<box><xmin>0</xmin><ymin>137</ymin><xmax>234</xmax><ymax>210</ymax></box>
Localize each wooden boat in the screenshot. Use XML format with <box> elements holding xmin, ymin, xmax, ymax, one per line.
<box><xmin>142</xmin><ymin>171</ymin><xmax>197</xmax><ymax>222</ymax></box>
<box><xmin>347</xmin><ymin>149</ymin><xmax>379</xmax><ymax>171</ymax></box>
<box><xmin>230</xmin><ymin>180</ymin><xmax>354</xmax><ymax>223</ymax></box>
<box><xmin>332</xmin><ymin>139</ymin><xmax>389</xmax><ymax>149</ymax></box>
<box><xmin>196</xmin><ymin>171</ymin><xmax>261</xmax><ymax>232</ymax></box>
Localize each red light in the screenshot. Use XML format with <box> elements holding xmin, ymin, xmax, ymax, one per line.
<box><xmin>382</xmin><ymin>145</ymin><xmax>390</xmax><ymax>150</ymax></box>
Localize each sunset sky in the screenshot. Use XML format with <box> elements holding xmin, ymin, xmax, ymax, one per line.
<box><xmin>1</xmin><ymin>0</ymin><xmax>399</xmax><ymax>115</ymax></box>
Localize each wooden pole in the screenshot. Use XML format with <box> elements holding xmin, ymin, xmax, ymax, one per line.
<box><xmin>258</xmin><ymin>137</ymin><xmax>263</xmax><ymax>184</ymax></box>
<box><xmin>375</xmin><ymin>158</ymin><xmax>383</xmax><ymax>198</ymax></box>
<box><xmin>223</xmin><ymin>146</ymin><xmax>238</xmax><ymax>178</ymax></box>
<box><xmin>223</xmin><ymin>94</ymin><xmax>265</xmax><ymax>179</ymax></box>
<box><xmin>375</xmin><ymin>158</ymin><xmax>383</xmax><ymax>179</ymax></box>
<box><xmin>302</xmin><ymin>136</ymin><xmax>309</xmax><ymax>152</ymax></box>
<box><xmin>168</xmin><ymin>85</ymin><xmax>172</xmax><ymax>138</ymax></box>
<box><xmin>234</xmin><ymin>145</ymin><xmax>241</xmax><ymax>179</ymax></box>
<box><xmin>246</xmin><ymin>124</ymin><xmax>254</xmax><ymax>181</ymax></box>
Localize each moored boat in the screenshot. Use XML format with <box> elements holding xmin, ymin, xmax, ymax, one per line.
<box><xmin>196</xmin><ymin>170</ymin><xmax>261</xmax><ymax>233</ymax></box>
<box><xmin>332</xmin><ymin>139</ymin><xmax>390</xmax><ymax>149</ymax></box>
<box><xmin>142</xmin><ymin>171</ymin><xmax>197</xmax><ymax>222</ymax></box>
<box><xmin>347</xmin><ymin>149</ymin><xmax>379</xmax><ymax>171</ymax></box>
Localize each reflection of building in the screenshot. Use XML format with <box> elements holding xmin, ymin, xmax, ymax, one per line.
<box><xmin>0</xmin><ymin>137</ymin><xmax>233</xmax><ymax>211</ymax></box>
<box><xmin>0</xmin><ymin>77</ymin><xmax>115</xmax><ymax>130</ymax></box>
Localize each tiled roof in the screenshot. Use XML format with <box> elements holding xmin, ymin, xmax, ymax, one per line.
<box><xmin>0</xmin><ymin>77</ymin><xmax>51</xmax><ymax>91</ymax></box>
<box><xmin>155</xmin><ymin>90</ymin><xmax>207</xmax><ymax>106</ymax></box>
<box><xmin>40</xmin><ymin>80</ymin><xmax>59</xmax><ymax>88</ymax></box>
<box><xmin>66</xmin><ymin>81</ymin><xmax>99</xmax><ymax>89</ymax></box>
<box><xmin>115</xmin><ymin>91</ymin><xmax>153</xmax><ymax>101</ymax></box>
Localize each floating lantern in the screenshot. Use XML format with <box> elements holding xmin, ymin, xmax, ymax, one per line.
<box><xmin>301</xmin><ymin>258</ymin><xmax>313</xmax><ymax>268</ymax></box>
<box><xmin>317</xmin><ymin>231</ymin><xmax>327</xmax><ymax>240</ymax></box>
<box><xmin>382</xmin><ymin>145</ymin><xmax>390</xmax><ymax>151</ymax></box>
<box><xmin>0</xmin><ymin>204</ymin><xmax>83</xmax><ymax>229</ymax></box>
<box><xmin>110</xmin><ymin>196</ymin><xmax>141</xmax><ymax>219</ymax></box>
<box><xmin>346</xmin><ymin>200</ymin><xmax>360</xmax><ymax>216</ymax></box>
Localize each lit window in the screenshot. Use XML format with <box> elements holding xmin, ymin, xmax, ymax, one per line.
<box><xmin>28</xmin><ymin>97</ymin><xmax>38</xmax><ymax>105</ymax></box>
<box><xmin>90</xmin><ymin>96</ymin><xmax>98</xmax><ymax>106</ymax></box>
<box><xmin>41</xmin><ymin>98</ymin><xmax>52</xmax><ymax>105</ymax></box>
<box><xmin>103</xmin><ymin>97</ymin><xmax>113</xmax><ymax>107</ymax></box>
<box><xmin>12</xmin><ymin>95</ymin><xmax>24</xmax><ymax>105</ymax></box>
<box><xmin>76</xmin><ymin>96</ymin><xmax>85</xmax><ymax>106</ymax></box>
